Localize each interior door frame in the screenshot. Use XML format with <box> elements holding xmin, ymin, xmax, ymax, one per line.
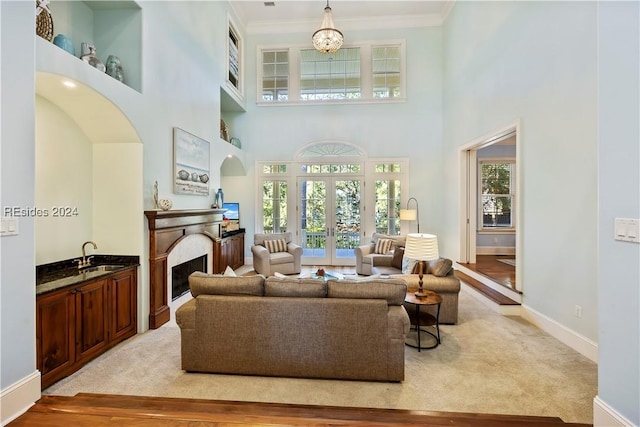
<box><xmin>458</xmin><ymin>120</ymin><xmax>522</xmax><ymax>292</ymax></box>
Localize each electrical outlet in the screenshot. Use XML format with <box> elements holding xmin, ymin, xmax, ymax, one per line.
<box><xmin>493</xmin><ymin>237</ymin><xmax>498</xmax><ymax>244</ymax></box>
<box><xmin>574</xmin><ymin>305</ymin><xmax>583</xmax><ymax>318</ymax></box>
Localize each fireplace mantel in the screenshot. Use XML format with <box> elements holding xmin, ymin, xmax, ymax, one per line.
<box><xmin>144</xmin><ymin>208</ymin><xmax>225</xmax><ymax>328</ymax></box>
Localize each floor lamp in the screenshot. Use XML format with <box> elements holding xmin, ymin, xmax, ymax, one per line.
<box><xmin>399</xmin><ymin>197</ymin><xmax>420</xmax><ymax>233</ymax></box>
<box><xmin>404</xmin><ymin>233</ymin><xmax>439</xmax><ymax>297</ymax></box>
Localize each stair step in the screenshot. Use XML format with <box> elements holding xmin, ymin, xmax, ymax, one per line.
<box><xmin>12</xmin><ymin>393</ymin><xmax>590</xmax><ymax>427</ymax></box>
<box><xmin>455</xmin><ymin>270</ymin><xmax>520</xmax><ymax>305</ymax></box>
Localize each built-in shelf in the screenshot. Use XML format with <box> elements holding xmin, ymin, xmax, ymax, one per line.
<box><xmin>46</xmin><ymin>0</ymin><xmax>142</xmax><ymax>92</ymax></box>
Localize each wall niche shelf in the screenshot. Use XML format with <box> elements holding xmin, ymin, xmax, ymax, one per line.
<box><xmin>46</xmin><ymin>0</ymin><xmax>142</xmax><ymax>93</ymax></box>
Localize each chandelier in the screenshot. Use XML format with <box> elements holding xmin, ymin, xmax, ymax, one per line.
<box><xmin>312</xmin><ymin>0</ymin><xmax>343</xmax><ymax>54</ymax></box>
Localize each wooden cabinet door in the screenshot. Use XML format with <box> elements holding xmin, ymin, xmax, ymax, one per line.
<box><xmin>75</xmin><ymin>278</ymin><xmax>109</xmax><ymax>363</ymax></box>
<box><xmin>37</xmin><ymin>290</ymin><xmax>75</xmax><ymax>387</ymax></box>
<box><xmin>109</xmin><ymin>268</ymin><xmax>137</xmax><ymax>342</ymax></box>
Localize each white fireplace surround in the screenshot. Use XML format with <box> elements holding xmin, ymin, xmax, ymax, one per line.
<box><xmin>166</xmin><ymin>234</ymin><xmax>213</xmax><ymax>318</ymax></box>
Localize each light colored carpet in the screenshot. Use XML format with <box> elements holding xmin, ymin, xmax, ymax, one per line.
<box><xmin>43</xmin><ymin>288</ymin><xmax>596</xmax><ymax>424</ymax></box>
<box><xmin>498</xmin><ymin>259</ymin><xmax>517</xmax><ymax>267</ymax></box>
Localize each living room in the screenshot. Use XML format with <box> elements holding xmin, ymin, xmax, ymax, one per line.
<box><xmin>0</xmin><ymin>1</ymin><xmax>638</xmax><ymax>426</ymax></box>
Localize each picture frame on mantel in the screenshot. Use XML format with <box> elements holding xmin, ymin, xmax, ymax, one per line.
<box><xmin>173</xmin><ymin>127</ymin><xmax>210</xmax><ymax>196</ymax></box>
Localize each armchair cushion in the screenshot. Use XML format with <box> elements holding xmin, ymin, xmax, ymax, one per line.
<box><xmin>392</xmin><ymin>247</ymin><xmax>404</xmax><ymax>269</ymax></box>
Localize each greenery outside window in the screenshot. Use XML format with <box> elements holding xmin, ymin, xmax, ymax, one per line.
<box><xmin>479</xmin><ymin>159</ymin><xmax>515</xmax><ymax>230</ymax></box>
<box><xmin>262</xmin><ymin>179</ymin><xmax>288</xmax><ymax>233</ymax></box>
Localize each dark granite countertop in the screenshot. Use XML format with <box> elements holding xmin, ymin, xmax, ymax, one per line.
<box><xmin>36</xmin><ymin>255</ymin><xmax>139</xmax><ymax>296</ymax></box>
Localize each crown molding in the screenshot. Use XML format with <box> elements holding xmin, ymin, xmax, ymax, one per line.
<box><xmin>246</xmin><ymin>13</ymin><xmax>444</xmax><ymax>35</ymax></box>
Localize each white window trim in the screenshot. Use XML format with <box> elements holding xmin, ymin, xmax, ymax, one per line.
<box><xmin>477</xmin><ymin>157</ymin><xmax>516</xmax><ymax>232</ymax></box>
<box><xmin>256</xmin><ymin>40</ymin><xmax>407</xmax><ymax>107</ymax></box>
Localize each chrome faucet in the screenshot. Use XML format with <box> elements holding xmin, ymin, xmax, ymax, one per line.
<box><xmin>78</xmin><ymin>241</ymin><xmax>97</xmax><ymax>269</ymax></box>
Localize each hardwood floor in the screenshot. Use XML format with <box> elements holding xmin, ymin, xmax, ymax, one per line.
<box><xmin>457</xmin><ymin>255</ymin><xmax>517</xmax><ymax>290</ymax></box>
<box><xmin>10</xmin><ymin>393</ymin><xmax>591</xmax><ymax>427</ymax></box>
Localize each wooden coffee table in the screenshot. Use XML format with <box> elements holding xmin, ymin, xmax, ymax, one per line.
<box><xmin>404</xmin><ymin>290</ymin><xmax>442</xmax><ymax>351</ymax></box>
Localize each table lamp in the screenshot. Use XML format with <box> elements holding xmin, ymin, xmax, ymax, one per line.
<box><xmin>404</xmin><ymin>233</ymin><xmax>439</xmax><ymax>297</ymax></box>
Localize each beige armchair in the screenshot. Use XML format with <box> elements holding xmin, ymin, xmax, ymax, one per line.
<box><xmin>251</xmin><ymin>232</ymin><xmax>303</xmax><ymax>276</ymax></box>
<box><xmin>355</xmin><ymin>233</ymin><xmax>407</xmax><ymax>275</ymax></box>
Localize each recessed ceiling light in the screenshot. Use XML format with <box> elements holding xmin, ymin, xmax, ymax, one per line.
<box><xmin>63</xmin><ymin>80</ymin><xmax>76</xmax><ymax>88</ymax></box>
<box><xmin>264</xmin><ymin>2</ymin><xmax>275</xmax><ymax>6</ymax></box>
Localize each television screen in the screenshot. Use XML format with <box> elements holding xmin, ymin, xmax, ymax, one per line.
<box><xmin>222</xmin><ymin>202</ymin><xmax>239</xmax><ymax>221</ymax></box>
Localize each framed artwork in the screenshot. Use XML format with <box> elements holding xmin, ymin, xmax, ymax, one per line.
<box><xmin>173</xmin><ymin>127</ymin><xmax>210</xmax><ymax>196</ymax></box>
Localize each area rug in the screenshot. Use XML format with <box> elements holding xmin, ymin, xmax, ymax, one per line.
<box><xmin>498</xmin><ymin>259</ymin><xmax>516</xmax><ymax>267</ymax></box>
<box><xmin>43</xmin><ymin>289</ymin><xmax>596</xmax><ymax>424</ymax></box>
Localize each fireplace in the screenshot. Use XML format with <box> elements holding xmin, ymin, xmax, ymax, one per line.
<box><xmin>145</xmin><ymin>208</ymin><xmax>225</xmax><ymax>329</ymax></box>
<box><xmin>172</xmin><ymin>255</ymin><xmax>207</xmax><ymax>300</ymax></box>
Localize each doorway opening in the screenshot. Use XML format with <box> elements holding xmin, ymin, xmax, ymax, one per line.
<box><xmin>458</xmin><ymin>122</ymin><xmax>522</xmax><ymax>296</ymax></box>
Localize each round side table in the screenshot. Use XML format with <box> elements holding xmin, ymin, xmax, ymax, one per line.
<box><xmin>404</xmin><ymin>290</ymin><xmax>442</xmax><ymax>351</ymax></box>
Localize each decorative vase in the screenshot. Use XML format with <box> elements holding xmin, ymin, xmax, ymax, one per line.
<box><xmin>53</xmin><ymin>34</ymin><xmax>75</xmax><ymax>55</ymax></box>
<box><xmin>105</xmin><ymin>55</ymin><xmax>124</xmax><ymax>82</ymax></box>
<box><xmin>157</xmin><ymin>199</ymin><xmax>172</xmax><ymax>211</ymax></box>
<box><xmin>80</xmin><ymin>43</ymin><xmax>106</xmax><ymax>72</ymax></box>
<box><xmin>214</xmin><ymin>188</ymin><xmax>224</xmax><ymax>208</ymax></box>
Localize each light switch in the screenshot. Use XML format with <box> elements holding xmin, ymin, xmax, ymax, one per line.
<box><xmin>615</xmin><ymin>218</ymin><xmax>640</xmax><ymax>243</ymax></box>
<box><xmin>0</xmin><ymin>217</ymin><xmax>19</xmax><ymax>237</ymax></box>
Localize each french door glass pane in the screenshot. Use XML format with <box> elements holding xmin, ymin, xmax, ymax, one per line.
<box><xmin>300</xmin><ymin>180</ymin><xmax>326</xmax><ymax>257</ymax></box>
<box><xmin>335</xmin><ymin>180</ymin><xmax>361</xmax><ymax>259</ymax></box>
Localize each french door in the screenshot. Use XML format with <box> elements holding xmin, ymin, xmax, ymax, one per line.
<box><xmin>298</xmin><ymin>177</ymin><xmax>363</xmax><ymax>266</ymax></box>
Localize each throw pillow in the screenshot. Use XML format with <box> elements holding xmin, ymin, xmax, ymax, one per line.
<box><xmin>223</xmin><ymin>265</ymin><xmax>237</xmax><ymax>276</ymax></box>
<box><xmin>402</xmin><ymin>256</ymin><xmax>418</xmax><ymax>274</ymax></box>
<box><xmin>431</xmin><ymin>258</ymin><xmax>453</xmax><ymax>277</ymax></box>
<box><xmin>374</xmin><ymin>238</ymin><xmax>393</xmax><ymax>254</ymax></box>
<box><xmin>264</xmin><ymin>238</ymin><xmax>287</xmax><ymax>253</ymax></box>
<box><xmin>391</xmin><ymin>247</ymin><xmax>404</xmax><ymax>269</ymax></box>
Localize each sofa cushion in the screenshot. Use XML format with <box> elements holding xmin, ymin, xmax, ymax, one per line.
<box><xmin>264</xmin><ymin>238</ymin><xmax>287</xmax><ymax>253</ymax></box>
<box><xmin>189</xmin><ymin>272</ymin><xmax>264</xmax><ymax>297</ymax></box>
<box><xmin>264</xmin><ymin>277</ymin><xmax>326</xmax><ymax>297</ymax></box>
<box><xmin>427</xmin><ymin>258</ymin><xmax>453</xmax><ymax>277</ymax></box>
<box><xmin>374</xmin><ymin>238</ymin><xmax>393</xmax><ymax>254</ymax></box>
<box><xmin>392</xmin><ymin>247</ymin><xmax>404</xmax><ymax>269</ymax></box>
<box><xmin>326</xmin><ymin>279</ymin><xmax>407</xmax><ymax>305</ymax></box>
<box><xmin>254</xmin><ymin>232</ymin><xmax>291</xmax><ymax>246</ymax></box>
<box><xmin>372</xmin><ymin>233</ymin><xmax>406</xmax><ymax>250</ymax></box>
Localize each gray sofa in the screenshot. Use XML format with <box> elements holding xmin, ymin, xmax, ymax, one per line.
<box><xmin>175</xmin><ymin>272</ymin><xmax>410</xmax><ymax>382</ymax></box>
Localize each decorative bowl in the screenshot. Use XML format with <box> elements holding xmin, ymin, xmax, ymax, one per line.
<box><xmin>157</xmin><ymin>199</ymin><xmax>172</xmax><ymax>211</ymax></box>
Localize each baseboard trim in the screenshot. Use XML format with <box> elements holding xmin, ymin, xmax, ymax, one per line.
<box><xmin>0</xmin><ymin>370</ymin><xmax>41</xmax><ymax>426</ymax></box>
<box><xmin>476</xmin><ymin>246</ymin><xmax>516</xmax><ymax>255</ymax></box>
<box><xmin>594</xmin><ymin>396</ymin><xmax>635</xmax><ymax>426</ymax></box>
<box><xmin>520</xmin><ymin>305</ymin><xmax>598</xmax><ymax>363</ymax></box>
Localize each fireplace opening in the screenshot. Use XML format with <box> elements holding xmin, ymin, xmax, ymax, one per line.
<box><xmin>172</xmin><ymin>255</ymin><xmax>207</xmax><ymax>300</ymax></box>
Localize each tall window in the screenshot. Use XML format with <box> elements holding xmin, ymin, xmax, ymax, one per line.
<box><xmin>374</xmin><ymin>163</ymin><xmax>403</xmax><ymax>235</ymax></box>
<box><xmin>261</xmin><ymin>164</ymin><xmax>288</xmax><ymax>233</ymax></box>
<box><xmin>479</xmin><ymin>160</ymin><xmax>515</xmax><ymax>229</ymax></box>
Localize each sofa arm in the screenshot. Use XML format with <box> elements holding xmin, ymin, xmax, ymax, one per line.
<box><xmin>175</xmin><ymin>299</ymin><xmax>196</xmax><ymax>330</ymax></box>
<box><xmin>251</xmin><ymin>244</ymin><xmax>271</xmax><ymax>276</ymax></box>
<box><xmin>355</xmin><ymin>244</ymin><xmax>375</xmax><ymax>275</ymax></box>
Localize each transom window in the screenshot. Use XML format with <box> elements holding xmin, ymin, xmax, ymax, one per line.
<box><xmin>258</xmin><ymin>41</ymin><xmax>405</xmax><ymax>105</ymax></box>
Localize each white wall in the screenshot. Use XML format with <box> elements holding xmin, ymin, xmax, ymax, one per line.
<box><xmin>35</xmin><ymin>97</ymin><xmax>93</xmax><ymax>264</ymax></box>
<box><xmin>442</xmin><ymin>1</ymin><xmax>598</xmax><ymax>343</ymax></box>
<box><xmin>0</xmin><ymin>1</ymin><xmax>41</xmax><ymax>422</ymax></box>
<box><xmin>596</xmin><ymin>2</ymin><xmax>639</xmax><ymax>425</ymax></box>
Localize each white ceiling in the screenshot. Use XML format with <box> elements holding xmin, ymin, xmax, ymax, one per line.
<box><xmin>230</xmin><ymin>1</ymin><xmax>454</xmax><ymax>33</ymax></box>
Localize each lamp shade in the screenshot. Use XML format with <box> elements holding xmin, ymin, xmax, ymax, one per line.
<box><xmin>399</xmin><ymin>209</ymin><xmax>417</xmax><ymax>221</ymax></box>
<box><xmin>404</xmin><ymin>233</ymin><xmax>439</xmax><ymax>261</ymax></box>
